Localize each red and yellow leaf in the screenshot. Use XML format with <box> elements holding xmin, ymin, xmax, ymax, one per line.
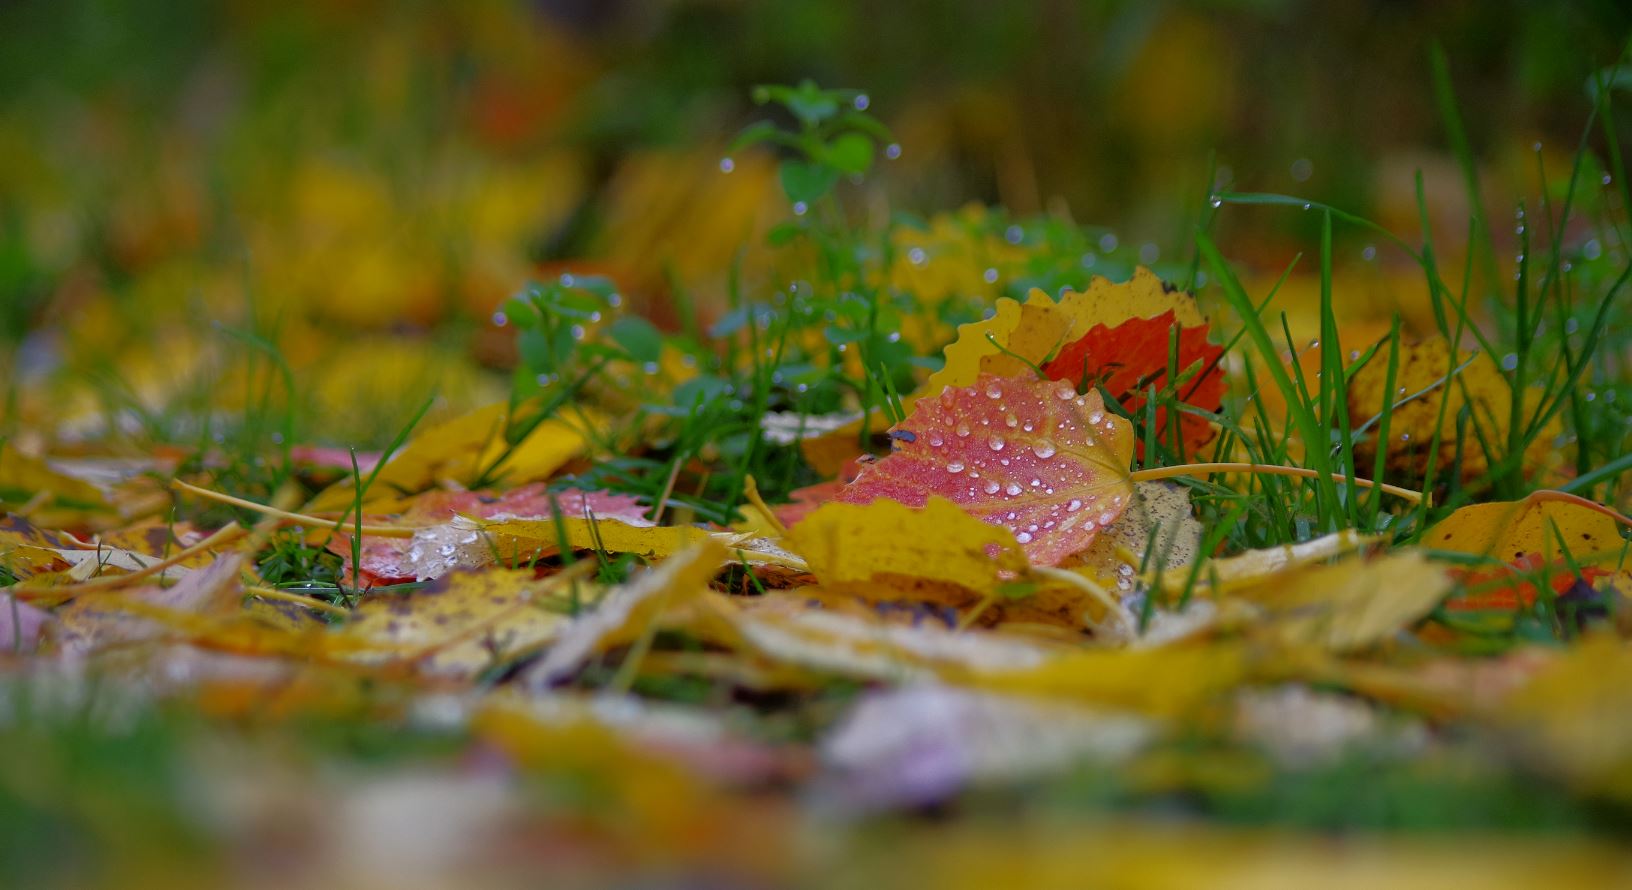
<box><xmin>837</xmin><ymin>373</ymin><xmax>1136</xmax><ymax>566</ymax></box>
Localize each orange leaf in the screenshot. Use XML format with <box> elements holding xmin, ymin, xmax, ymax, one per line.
<box><xmin>837</xmin><ymin>373</ymin><xmax>1135</xmax><ymax>566</ymax></box>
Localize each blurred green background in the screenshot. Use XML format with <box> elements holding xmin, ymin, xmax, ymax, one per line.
<box><xmin>1</xmin><ymin>0</ymin><xmax>1627</xmax><ymax>443</ymax></box>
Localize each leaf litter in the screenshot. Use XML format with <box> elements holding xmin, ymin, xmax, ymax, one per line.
<box><xmin>6</xmin><ymin>82</ymin><xmax>1632</xmax><ymax>889</ymax></box>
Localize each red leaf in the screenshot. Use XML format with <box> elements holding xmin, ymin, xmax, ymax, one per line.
<box><xmin>1040</xmin><ymin>310</ymin><xmax>1223</xmax><ymax>453</ymax></box>
<box><xmin>836</xmin><ymin>373</ymin><xmax>1136</xmax><ymax>566</ymax></box>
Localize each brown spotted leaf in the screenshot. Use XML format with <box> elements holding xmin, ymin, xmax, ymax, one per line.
<box><xmin>837</xmin><ymin>373</ymin><xmax>1135</xmax><ymax>566</ymax></box>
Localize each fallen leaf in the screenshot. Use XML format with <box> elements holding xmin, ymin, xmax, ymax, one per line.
<box><xmin>1075</xmin><ymin>480</ymin><xmax>1202</xmax><ymax>593</ymax></box>
<box><xmin>1150</xmin><ymin>529</ymin><xmax>1375</xmax><ymax>598</ymax></box>
<box><xmin>821</xmin><ymin>684</ymin><xmax>1153</xmax><ymax>807</ymax></box>
<box><xmin>1238</xmin><ymin>550</ymin><xmax>1453</xmax><ymax>653</ymax></box>
<box><xmin>1495</xmin><ymin>634</ymin><xmax>1632</xmax><ymax>800</ymax></box>
<box><xmin>523</xmin><ymin>539</ymin><xmax>725</xmax><ymax>687</ymax></box>
<box><xmin>0</xmin><ymin>593</ymin><xmax>53</xmax><ymax>653</ymax></box>
<box><xmin>723</xmin><ymin>596</ymin><xmax>1058</xmax><ymax>682</ymax></box>
<box><xmin>1425</xmin><ymin>491</ymin><xmax>1631</xmax><ymax>610</ymax></box>
<box><xmin>0</xmin><ymin>443</ymin><xmax>112</xmax><ymax>528</ymax></box>
<box><xmin>802</xmin><ymin>269</ymin><xmax>1205</xmax><ymax>476</ymax></box>
<box><xmin>927</xmin><ymin>267</ymin><xmax>1206</xmax><ymax>394</ymax></box>
<box><xmin>0</xmin><ymin>514</ymin><xmax>72</xmax><ymax>580</ymax></box>
<box><xmin>1347</xmin><ymin>336</ymin><xmax>1564</xmax><ymax>484</ymax></box>
<box><xmin>50</xmin><ymin>553</ymin><xmax>246</xmax><ymax>658</ymax></box>
<box><xmin>837</xmin><ymin>374</ymin><xmax>1135</xmax><ymax>566</ymax></box>
<box><xmin>306</xmin><ymin>401</ymin><xmax>602</xmax><ymax>511</ymax></box>
<box><xmin>971</xmin><ymin>642</ymin><xmax>1244</xmax><ymax>718</ymax></box>
<box><xmin>1041</xmin><ymin>310</ymin><xmax>1224</xmax><ymax>453</ymax></box>
<box><xmin>788</xmin><ymin>496</ymin><xmax>1027</xmax><ymax>606</ymax></box>
<box><xmin>333</xmin><ymin>568</ymin><xmax>571</xmax><ymax>678</ymax></box>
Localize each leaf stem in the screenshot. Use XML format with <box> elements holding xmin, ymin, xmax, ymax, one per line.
<box><xmin>171</xmin><ymin>480</ymin><xmax>421</xmax><ymax>537</ymax></box>
<box><xmin>1128</xmin><ymin>462</ymin><xmax>1425</xmax><ymax>505</ymax></box>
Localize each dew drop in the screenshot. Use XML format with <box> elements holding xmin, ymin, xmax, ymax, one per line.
<box><xmin>1015</xmin><ymin>531</ymin><xmax>1033</xmax><ymax>544</ymax></box>
<box><xmin>984</xmin><ymin>480</ymin><xmax>1001</xmax><ymax>495</ymax></box>
<box><xmin>719</xmin><ymin>157</ymin><xmax>735</xmax><ymax>173</ymax></box>
<box><xmin>984</xmin><ymin>267</ymin><xmax>999</xmax><ymax>283</ymax></box>
<box><xmin>1033</xmin><ymin>441</ymin><xmax>1056</xmax><ymax>459</ymax></box>
<box><xmin>1005</xmin><ymin>482</ymin><xmax>1023</xmax><ymax>496</ymax></box>
<box><xmin>1004</xmin><ymin>413</ymin><xmax>1019</xmax><ymax>428</ymax></box>
<box><xmin>985</xmin><ymin>383</ymin><xmax>1003</xmax><ymax>399</ymax></box>
<box><xmin>928</xmin><ymin>433</ymin><xmax>944</xmax><ymax>446</ymax></box>
<box><xmin>909</xmin><ymin>247</ymin><xmax>927</xmax><ymax>265</ymax></box>
<box><xmin>988</xmin><ymin>436</ymin><xmax>1006</xmax><ymax>451</ymax></box>
<box><xmin>956</xmin><ymin>423</ymin><xmax>971</xmax><ymax>438</ymax></box>
<box><xmin>1067</xmin><ymin>499</ymin><xmax>1082</xmax><ymax>512</ymax></box>
<box><xmin>885</xmin><ymin>143</ymin><xmax>902</xmax><ymax>160</ymax></box>
<box><xmin>1088</xmin><ymin>412</ymin><xmax>1103</xmax><ymax>424</ymax></box>
<box><xmin>792</xmin><ymin>201</ymin><xmax>808</xmax><ymax>215</ymax></box>
<box><xmin>947</xmin><ymin>461</ymin><xmax>965</xmax><ymax>474</ymax></box>
<box><xmin>1098</xmin><ymin>512</ymin><xmax>1115</xmax><ymax>525</ymax></box>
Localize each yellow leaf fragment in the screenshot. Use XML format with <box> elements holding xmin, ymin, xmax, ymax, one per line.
<box><xmin>524</xmin><ymin>539</ymin><xmax>726</xmax><ymax>687</ymax></box>
<box><xmin>724</xmin><ymin>597</ymin><xmax>1060</xmax><ymax>683</ymax></box>
<box><xmin>333</xmin><ymin>568</ymin><xmax>572</xmax><ymax>678</ymax></box>
<box><xmin>1151</xmin><ymin>529</ymin><xmax>1375</xmax><ymax>597</ymax></box>
<box><xmin>1241</xmin><ymin>550</ymin><xmax>1454</xmax><ymax>653</ymax></box>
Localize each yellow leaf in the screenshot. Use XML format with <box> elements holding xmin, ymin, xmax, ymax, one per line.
<box><xmin>305</xmin><ymin>400</ymin><xmax>600</xmax><ymax>511</ymax></box>
<box><xmin>0</xmin><ymin>515</ymin><xmax>71</xmax><ymax>580</ymax></box>
<box><xmin>0</xmin><ymin>443</ymin><xmax>111</xmax><ymax>527</ymax></box>
<box><xmin>970</xmin><ymin>643</ymin><xmax>1244</xmax><ymax>718</ymax></box>
<box><xmin>523</xmin><ymin>539</ymin><xmax>725</xmax><ymax>686</ymax></box>
<box><xmin>1240</xmin><ymin>550</ymin><xmax>1454</xmax><ymax>653</ymax></box>
<box><xmin>1496</xmin><ymin>634</ymin><xmax>1632</xmax><ymax>800</ymax></box>
<box><xmin>1423</xmin><ymin>489</ymin><xmax>1632</xmax><ymax>568</ymax></box>
<box><xmin>1150</xmin><ymin>529</ymin><xmax>1376</xmax><ymax>597</ymax></box>
<box><xmin>332</xmin><ymin>567</ymin><xmax>571</xmax><ymax>678</ymax></box>
<box><xmin>480</xmin><ymin>516</ymin><xmax>711</xmax><ymax>562</ymax></box>
<box><xmin>787</xmin><ymin>496</ymin><xmax>1027</xmax><ymax>604</ymax></box>
<box><xmin>723</xmin><ymin>596</ymin><xmax>1061</xmax><ymax>682</ymax></box>
<box><xmin>926</xmin><ymin>267</ymin><xmax>1205</xmax><ymax>394</ymax></box>
<box><xmin>1347</xmin><ymin>336</ymin><xmax>1564</xmax><ymax>483</ymax></box>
